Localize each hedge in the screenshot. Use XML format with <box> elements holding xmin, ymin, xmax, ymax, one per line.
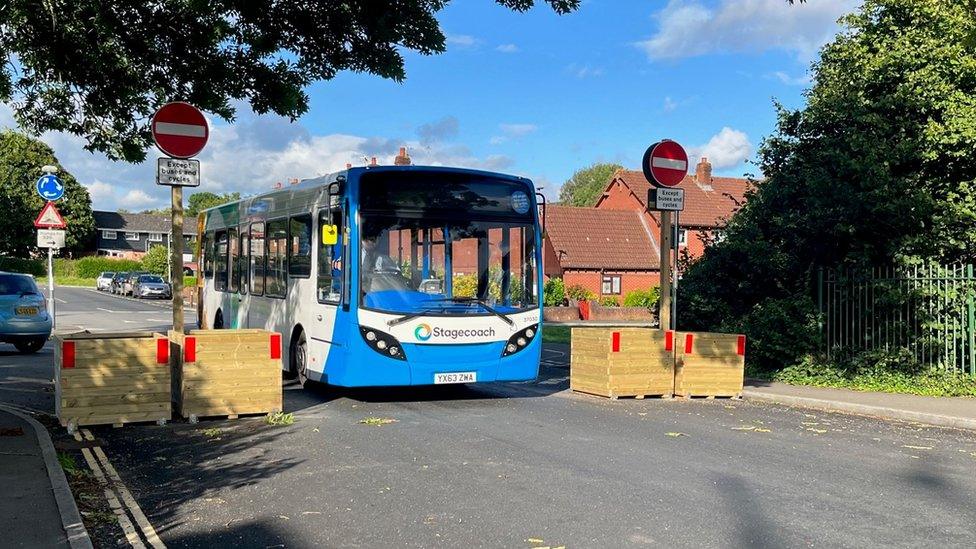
<box><xmin>0</xmin><ymin>257</ymin><xmax>45</xmax><ymax>277</ymax></box>
<box><xmin>74</xmin><ymin>257</ymin><xmax>144</xmax><ymax>278</ymax></box>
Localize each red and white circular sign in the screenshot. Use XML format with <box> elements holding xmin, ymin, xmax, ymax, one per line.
<box><xmin>151</xmin><ymin>102</ymin><xmax>209</xmax><ymax>159</ymax></box>
<box><xmin>642</xmin><ymin>140</ymin><xmax>688</xmax><ymax>188</ymax></box>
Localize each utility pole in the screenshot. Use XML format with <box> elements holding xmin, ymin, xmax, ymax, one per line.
<box><xmin>171</xmin><ymin>186</ymin><xmax>184</xmax><ymax>334</ymax></box>
<box><xmin>659</xmin><ymin>210</ymin><xmax>672</xmax><ymax>330</ymax></box>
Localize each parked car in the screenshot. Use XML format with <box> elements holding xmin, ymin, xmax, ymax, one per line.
<box><xmin>121</xmin><ymin>272</ymin><xmax>149</xmax><ymax>296</ymax></box>
<box><xmin>110</xmin><ymin>272</ymin><xmax>129</xmax><ymax>294</ymax></box>
<box><xmin>0</xmin><ymin>272</ymin><xmax>52</xmax><ymax>353</ymax></box>
<box><xmin>132</xmin><ymin>275</ymin><xmax>172</xmax><ymax>300</ymax></box>
<box><xmin>96</xmin><ymin>271</ymin><xmax>115</xmax><ymax>291</ymax></box>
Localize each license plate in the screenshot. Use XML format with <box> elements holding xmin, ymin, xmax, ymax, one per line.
<box><xmin>15</xmin><ymin>307</ymin><xmax>38</xmax><ymax>315</ymax></box>
<box><xmin>434</xmin><ymin>372</ymin><xmax>476</xmax><ymax>384</ymax></box>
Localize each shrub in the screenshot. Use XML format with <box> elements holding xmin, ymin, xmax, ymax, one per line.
<box><xmin>623</xmin><ymin>287</ymin><xmax>660</xmax><ymax>309</ymax></box>
<box><xmin>53</xmin><ymin>258</ymin><xmax>78</xmax><ymax>277</ymax></box>
<box><xmin>0</xmin><ymin>256</ymin><xmax>44</xmax><ymax>276</ymax></box>
<box><xmin>599</xmin><ymin>296</ymin><xmax>620</xmax><ymax>307</ymax></box>
<box><xmin>565</xmin><ymin>283</ymin><xmax>595</xmax><ymax>302</ymax></box>
<box><xmin>452</xmin><ymin>274</ymin><xmax>477</xmax><ymax>298</ymax></box>
<box><xmin>75</xmin><ymin>256</ymin><xmax>143</xmax><ymax>278</ymax></box>
<box><xmin>141</xmin><ymin>245</ymin><xmax>169</xmax><ymax>275</ymax></box>
<box><xmin>543</xmin><ymin>278</ymin><xmax>566</xmax><ymax>307</ymax></box>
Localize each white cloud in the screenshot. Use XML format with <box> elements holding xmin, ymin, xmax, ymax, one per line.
<box><xmin>496</xmin><ymin>44</ymin><xmax>520</xmax><ymax>53</ymax></box>
<box><xmin>490</xmin><ymin>123</ymin><xmax>538</xmax><ymax>145</ymax></box>
<box><xmin>691</xmin><ymin>127</ymin><xmax>752</xmax><ymax>169</ymax></box>
<box><xmin>446</xmin><ymin>34</ymin><xmax>479</xmax><ymax>48</ymax></box>
<box><xmin>566</xmin><ymin>63</ymin><xmax>604</xmax><ymax>79</ymax></box>
<box><xmin>663</xmin><ymin>96</ymin><xmax>678</xmax><ymax>113</ymax></box>
<box><xmin>636</xmin><ymin>0</ymin><xmax>857</xmax><ymax>61</ymax></box>
<box><xmin>769</xmin><ymin>70</ymin><xmax>812</xmax><ymax>86</ymax></box>
<box><xmin>120</xmin><ymin>189</ymin><xmax>159</xmax><ymax>209</ymax></box>
<box><xmin>85</xmin><ymin>180</ymin><xmax>116</xmax><ymax>204</ymax></box>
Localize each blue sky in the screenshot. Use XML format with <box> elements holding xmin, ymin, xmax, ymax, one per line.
<box><xmin>2</xmin><ymin>0</ymin><xmax>858</xmax><ymax>210</ymax></box>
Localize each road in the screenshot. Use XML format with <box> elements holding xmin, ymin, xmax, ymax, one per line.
<box><xmin>2</xmin><ymin>287</ymin><xmax>975</xmax><ymax>547</ymax></box>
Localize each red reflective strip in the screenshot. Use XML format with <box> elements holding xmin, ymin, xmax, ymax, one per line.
<box><xmin>184</xmin><ymin>336</ymin><xmax>196</xmax><ymax>363</ymax></box>
<box><xmin>270</xmin><ymin>333</ymin><xmax>282</xmax><ymax>360</ymax></box>
<box><xmin>684</xmin><ymin>333</ymin><xmax>694</xmax><ymax>354</ymax></box>
<box><xmin>611</xmin><ymin>332</ymin><xmax>621</xmax><ymax>353</ymax></box>
<box><xmin>665</xmin><ymin>331</ymin><xmax>674</xmax><ymax>352</ymax></box>
<box><xmin>156</xmin><ymin>338</ymin><xmax>169</xmax><ymax>364</ymax></box>
<box><xmin>737</xmin><ymin>335</ymin><xmax>746</xmax><ymax>356</ymax></box>
<box><xmin>62</xmin><ymin>341</ymin><xmax>75</xmax><ymax>369</ymax></box>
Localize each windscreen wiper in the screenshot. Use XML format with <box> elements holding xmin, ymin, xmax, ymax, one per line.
<box><xmin>430</xmin><ymin>297</ymin><xmax>515</xmax><ymax>326</ymax></box>
<box><xmin>387</xmin><ymin>306</ymin><xmax>444</xmax><ymax>327</ymax></box>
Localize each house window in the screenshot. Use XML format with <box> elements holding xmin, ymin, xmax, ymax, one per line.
<box><xmin>677</xmin><ymin>229</ymin><xmax>687</xmax><ymax>246</ymax></box>
<box><xmin>125</xmin><ymin>232</ymin><xmax>139</xmax><ymax>241</ymax></box>
<box><xmin>602</xmin><ymin>274</ymin><xmax>622</xmax><ymax>295</ymax></box>
<box><xmin>102</xmin><ymin>230</ymin><xmax>118</xmax><ymax>240</ymax></box>
<box><xmin>148</xmin><ymin>232</ymin><xmax>163</xmax><ymax>242</ymax></box>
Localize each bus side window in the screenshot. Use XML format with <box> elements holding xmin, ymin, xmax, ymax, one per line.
<box><xmin>266</xmin><ymin>218</ymin><xmax>289</xmax><ymax>298</ymax></box>
<box><xmin>215</xmin><ymin>230</ymin><xmax>228</xmax><ymax>292</ymax></box>
<box><xmin>228</xmin><ymin>227</ymin><xmax>239</xmax><ymax>293</ymax></box>
<box><xmin>288</xmin><ymin>214</ymin><xmax>312</xmax><ymax>278</ymax></box>
<box><xmin>317</xmin><ymin>208</ymin><xmax>343</xmax><ymax>303</ymax></box>
<box><xmin>250</xmin><ymin>222</ymin><xmax>265</xmax><ymax>296</ymax></box>
<box><xmin>203</xmin><ymin>232</ymin><xmax>215</xmax><ymax>279</ymax></box>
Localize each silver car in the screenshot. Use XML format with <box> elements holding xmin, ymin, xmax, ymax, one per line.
<box><xmin>133</xmin><ymin>274</ymin><xmax>172</xmax><ymax>299</ymax></box>
<box><xmin>96</xmin><ymin>271</ymin><xmax>115</xmax><ymax>291</ymax></box>
<box><xmin>0</xmin><ymin>272</ymin><xmax>52</xmax><ymax>353</ymax></box>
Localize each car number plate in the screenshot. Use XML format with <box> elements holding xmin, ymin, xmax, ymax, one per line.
<box><xmin>434</xmin><ymin>372</ymin><xmax>476</xmax><ymax>384</ymax></box>
<box><xmin>15</xmin><ymin>307</ymin><xmax>38</xmax><ymax>315</ymax></box>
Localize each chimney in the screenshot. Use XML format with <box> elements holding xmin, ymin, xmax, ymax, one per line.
<box><xmin>696</xmin><ymin>156</ymin><xmax>712</xmax><ymax>187</ymax></box>
<box><xmin>370</xmin><ymin>156</ymin><xmax>378</xmax><ymax>166</ymax></box>
<box><xmin>394</xmin><ymin>146</ymin><xmax>411</xmax><ymax>166</ymax></box>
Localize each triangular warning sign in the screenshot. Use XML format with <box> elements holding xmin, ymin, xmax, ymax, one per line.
<box><xmin>34</xmin><ymin>201</ymin><xmax>66</xmax><ymax>228</ymax></box>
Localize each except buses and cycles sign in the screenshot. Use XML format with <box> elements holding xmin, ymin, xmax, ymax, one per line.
<box><xmin>642</xmin><ymin>139</ymin><xmax>689</xmax><ymax>188</ymax></box>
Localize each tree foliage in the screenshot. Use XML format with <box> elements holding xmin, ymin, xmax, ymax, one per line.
<box><xmin>680</xmin><ymin>0</ymin><xmax>976</xmax><ymax>370</ymax></box>
<box><xmin>0</xmin><ymin>1</ymin><xmax>579</xmax><ymax>162</ymax></box>
<box><xmin>186</xmin><ymin>191</ymin><xmax>241</xmax><ymax>217</ymax></box>
<box><xmin>141</xmin><ymin>245</ymin><xmax>169</xmax><ymax>276</ymax></box>
<box><xmin>0</xmin><ymin>130</ymin><xmax>94</xmax><ymax>257</ymax></box>
<box><xmin>558</xmin><ymin>162</ymin><xmax>623</xmax><ymax>206</ymax></box>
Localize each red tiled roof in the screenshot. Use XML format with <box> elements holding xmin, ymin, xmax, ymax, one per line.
<box><xmin>545</xmin><ymin>205</ymin><xmax>659</xmax><ymax>270</ymax></box>
<box><xmin>600</xmin><ymin>170</ymin><xmax>750</xmax><ymax>228</ymax></box>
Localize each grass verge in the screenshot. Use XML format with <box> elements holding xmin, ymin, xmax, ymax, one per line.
<box><xmin>542</xmin><ymin>325</ymin><xmax>571</xmax><ymax>345</ymax></box>
<box><xmin>37</xmin><ymin>276</ymin><xmax>96</xmax><ymax>287</ymax></box>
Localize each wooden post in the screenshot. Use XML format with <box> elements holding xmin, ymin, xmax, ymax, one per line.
<box><xmin>171</xmin><ymin>185</ymin><xmax>184</xmax><ymax>334</ymax></box>
<box><xmin>659</xmin><ymin>210</ymin><xmax>672</xmax><ymax>330</ymax></box>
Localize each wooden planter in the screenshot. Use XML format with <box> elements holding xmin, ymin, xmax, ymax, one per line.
<box><xmin>674</xmin><ymin>332</ymin><xmax>746</xmax><ymax>398</ymax></box>
<box><xmin>55</xmin><ymin>332</ymin><xmax>171</xmax><ymax>430</ymax></box>
<box><xmin>570</xmin><ymin>328</ymin><xmax>674</xmax><ymax>399</ymax></box>
<box><xmin>169</xmin><ymin>329</ymin><xmax>283</xmax><ymax>421</ymax></box>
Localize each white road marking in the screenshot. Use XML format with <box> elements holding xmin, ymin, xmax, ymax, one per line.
<box><xmin>74</xmin><ymin>431</ymin><xmax>146</xmax><ymax>548</ymax></box>
<box><xmin>54</xmin><ymin>297</ymin><xmax>67</xmax><ymax>304</ymax></box>
<box><xmin>82</xmin><ymin>430</ymin><xmax>166</xmax><ymax>548</ymax></box>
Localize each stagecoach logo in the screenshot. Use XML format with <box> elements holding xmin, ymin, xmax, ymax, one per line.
<box><xmin>414</xmin><ymin>323</ymin><xmax>496</xmax><ymax>341</ymax></box>
<box><xmin>415</xmin><ymin>323</ymin><xmax>433</xmax><ymax>341</ymax></box>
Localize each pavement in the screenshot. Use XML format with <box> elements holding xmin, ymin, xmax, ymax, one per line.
<box><xmin>1</xmin><ymin>287</ymin><xmax>975</xmax><ymax>547</ymax></box>
<box><xmin>744</xmin><ymin>380</ymin><xmax>976</xmax><ymax>431</ymax></box>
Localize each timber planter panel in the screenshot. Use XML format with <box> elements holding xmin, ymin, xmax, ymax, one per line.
<box><xmin>674</xmin><ymin>332</ymin><xmax>746</xmax><ymax>398</ymax></box>
<box><xmin>55</xmin><ymin>332</ymin><xmax>171</xmax><ymax>430</ymax></box>
<box><xmin>170</xmin><ymin>329</ymin><xmax>283</xmax><ymax>421</ymax></box>
<box><xmin>570</xmin><ymin>327</ymin><xmax>674</xmax><ymax>399</ymax></box>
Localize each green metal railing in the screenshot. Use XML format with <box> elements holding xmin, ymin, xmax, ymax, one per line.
<box><xmin>818</xmin><ymin>263</ymin><xmax>976</xmax><ymax>374</ymax></box>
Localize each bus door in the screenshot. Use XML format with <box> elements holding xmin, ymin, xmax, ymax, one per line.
<box><xmin>311</xmin><ymin>206</ymin><xmax>344</xmax><ymax>374</ymax></box>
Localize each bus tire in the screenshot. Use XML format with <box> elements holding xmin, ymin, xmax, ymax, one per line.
<box><xmin>213</xmin><ymin>309</ymin><xmax>224</xmax><ymax>329</ymax></box>
<box><xmin>292</xmin><ymin>328</ymin><xmax>309</xmax><ymax>387</ymax></box>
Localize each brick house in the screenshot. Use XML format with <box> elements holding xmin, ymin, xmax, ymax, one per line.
<box><xmin>93</xmin><ymin>211</ymin><xmax>198</xmax><ymax>267</ymax></box>
<box><xmin>543</xmin><ymin>205</ymin><xmax>661</xmax><ymax>300</ymax></box>
<box><xmin>594</xmin><ymin>157</ymin><xmax>749</xmax><ymax>263</ymax></box>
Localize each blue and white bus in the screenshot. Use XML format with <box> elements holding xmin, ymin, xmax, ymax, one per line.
<box><xmin>197</xmin><ymin>166</ymin><xmax>544</xmax><ymax>387</ymax></box>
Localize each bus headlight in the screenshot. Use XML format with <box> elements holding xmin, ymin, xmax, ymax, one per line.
<box><xmin>359</xmin><ymin>326</ymin><xmax>406</xmax><ymax>361</ymax></box>
<box><xmin>502</xmin><ymin>324</ymin><xmax>538</xmax><ymax>357</ymax></box>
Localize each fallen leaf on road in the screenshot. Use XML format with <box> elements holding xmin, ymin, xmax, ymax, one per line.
<box><xmin>806</xmin><ymin>428</ymin><xmax>827</xmax><ymax>434</ymax></box>
<box><xmin>666</xmin><ymin>432</ymin><xmax>688</xmax><ymax>437</ymax></box>
<box><xmin>312</xmin><ymin>427</ymin><xmax>320</xmax><ymax>433</ymax></box>
<box><xmin>277</xmin><ymin>515</ymin><xmax>290</xmax><ymax>520</ymax></box>
<box><xmin>754</xmin><ymin>428</ymin><xmax>771</xmax><ymax>433</ymax></box>
<box><xmin>801</xmin><ymin>422</ymin><xmax>820</xmax><ymax>426</ymax></box>
<box><xmin>360</xmin><ymin>417</ymin><xmax>397</xmax><ymax>426</ymax></box>
<box><xmin>724</xmin><ymin>405</ymin><xmax>735</xmax><ymax>409</ymax></box>
<box><xmin>731</xmin><ymin>426</ymin><xmax>755</xmax><ymax>431</ymax></box>
<box><xmin>301</xmin><ymin>511</ymin><xmax>321</xmax><ymax>516</ymax></box>
<box><xmin>526</xmin><ymin>538</ymin><xmax>544</xmax><ymax>544</ymax></box>
<box><xmin>638</xmin><ymin>412</ymin><xmax>647</xmax><ymax>416</ymax></box>
<box><xmin>901</xmin><ymin>445</ymin><xmax>933</xmax><ymax>450</ymax></box>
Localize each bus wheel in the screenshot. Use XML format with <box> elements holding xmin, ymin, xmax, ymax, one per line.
<box><xmin>293</xmin><ymin>330</ymin><xmax>309</xmax><ymax>387</ymax></box>
<box><xmin>213</xmin><ymin>310</ymin><xmax>224</xmax><ymax>329</ymax></box>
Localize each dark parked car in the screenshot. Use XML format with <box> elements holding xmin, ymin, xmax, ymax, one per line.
<box><xmin>110</xmin><ymin>272</ymin><xmax>129</xmax><ymax>294</ymax></box>
<box><xmin>0</xmin><ymin>272</ymin><xmax>52</xmax><ymax>353</ymax></box>
<box><xmin>132</xmin><ymin>275</ymin><xmax>172</xmax><ymax>299</ymax></box>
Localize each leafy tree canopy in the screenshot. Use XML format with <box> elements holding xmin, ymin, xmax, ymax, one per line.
<box><xmin>0</xmin><ymin>1</ymin><xmax>578</xmax><ymax>163</ymax></box>
<box><xmin>187</xmin><ymin>191</ymin><xmax>241</xmax><ymax>217</ymax></box>
<box><xmin>680</xmin><ymin>0</ymin><xmax>976</xmax><ymax>369</ymax></box>
<box><xmin>558</xmin><ymin>162</ymin><xmax>623</xmax><ymax>206</ymax></box>
<box><xmin>141</xmin><ymin>244</ymin><xmax>169</xmax><ymax>276</ymax></box>
<box><xmin>0</xmin><ymin>130</ymin><xmax>94</xmax><ymax>257</ymax></box>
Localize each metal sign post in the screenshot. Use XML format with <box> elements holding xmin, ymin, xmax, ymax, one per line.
<box><xmin>34</xmin><ymin>189</ymin><xmax>66</xmax><ymax>332</ymax></box>
<box><xmin>171</xmin><ymin>186</ymin><xmax>184</xmax><ymax>334</ymax></box>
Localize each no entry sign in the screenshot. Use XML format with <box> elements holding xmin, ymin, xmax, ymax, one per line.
<box><xmin>152</xmin><ymin>102</ymin><xmax>209</xmax><ymax>159</ymax></box>
<box><xmin>642</xmin><ymin>140</ymin><xmax>688</xmax><ymax>188</ymax></box>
